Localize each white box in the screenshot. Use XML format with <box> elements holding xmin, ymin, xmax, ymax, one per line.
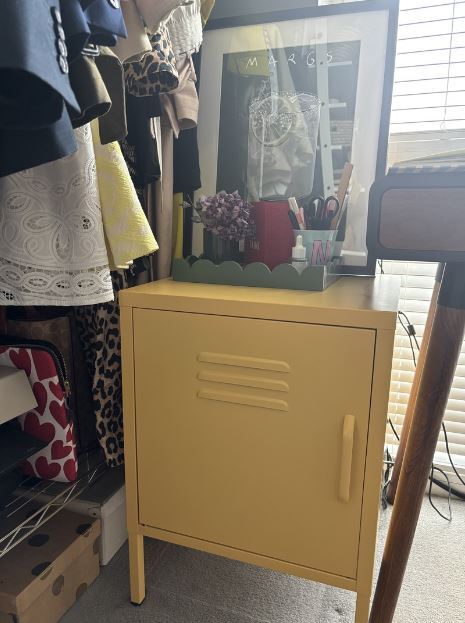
<box><xmin>65</xmin><ymin>484</ymin><xmax>127</xmax><ymax>566</ymax></box>
<box><xmin>0</xmin><ymin>366</ymin><xmax>37</xmax><ymax>425</ymax></box>
<box><xmin>59</xmin><ymin>465</ymin><xmax>127</xmax><ymax>565</ymax></box>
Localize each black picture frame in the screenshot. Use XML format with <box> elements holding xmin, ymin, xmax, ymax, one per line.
<box><xmin>200</xmin><ymin>0</ymin><xmax>400</xmax><ymax>275</ymax></box>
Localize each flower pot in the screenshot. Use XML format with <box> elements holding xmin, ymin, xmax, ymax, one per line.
<box><xmin>203</xmin><ymin>230</ymin><xmax>241</xmax><ymax>264</ymax></box>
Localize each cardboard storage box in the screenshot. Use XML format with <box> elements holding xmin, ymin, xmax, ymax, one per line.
<box><xmin>0</xmin><ymin>511</ymin><xmax>101</xmax><ymax>623</ymax></box>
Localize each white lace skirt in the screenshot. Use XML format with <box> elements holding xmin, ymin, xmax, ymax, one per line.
<box><xmin>0</xmin><ymin>125</ymin><xmax>113</xmax><ymax>306</ymax></box>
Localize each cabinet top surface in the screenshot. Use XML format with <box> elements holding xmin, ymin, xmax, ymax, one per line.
<box><xmin>120</xmin><ymin>276</ymin><xmax>400</xmax><ymax>330</ymax></box>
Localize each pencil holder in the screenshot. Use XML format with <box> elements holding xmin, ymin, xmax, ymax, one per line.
<box><xmin>294</xmin><ymin>230</ymin><xmax>338</xmax><ymax>265</ymax></box>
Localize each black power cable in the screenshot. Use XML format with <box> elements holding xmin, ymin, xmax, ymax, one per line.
<box><xmin>397</xmin><ymin>311</ymin><xmax>420</xmax><ymax>366</ymax></box>
<box><xmin>442</xmin><ymin>421</ymin><xmax>465</xmax><ymax>489</ymax></box>
<box><xmin>398</xmin><ymin>311</ymin><xmax>420</xmax><ymax>351</ymax></box>
<box><xmin>428</xmin><ymin>466</ymin><xmax>452</xmax><ymax>522</ymax></box>
<box><xmin>381</xmin><ymin>449</ymin><xmax>394</xmax><ymax>511</ymax></box>
<box><xmin>388</xmin><ymin>414</ymin><xmax>465</xmax><ymax>508</ymax></box>
<box><xmin>386</xmin><ymin>309</ymin><xmax>465</xmax><ymax>520</ymax></box>
<box><xmin>431</xmin><ymin>473</ymin><xmax>465</xmax><ymax>502</ymax></box>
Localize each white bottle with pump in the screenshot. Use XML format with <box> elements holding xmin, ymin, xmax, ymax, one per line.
<box><xmin>291</xmin><ymin>235</ymin><xmax>308</xmax><ymax>274</ymax></box>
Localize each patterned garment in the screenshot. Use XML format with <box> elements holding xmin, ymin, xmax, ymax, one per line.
<box><xmin>124</xmin><ymin>24</ymin><xmax>179</xmax><ymax>97</ymax></box>
<box><xmin>166</xmin><ymin>0</ymin><xmax>203</xmax><ymax>58</ymax></box>
<box><xmin>0</xmin><ymin>124</ymin><xmax>113</xmax><ymax>306</ymax></box>
<box><xmin>90</xmin><ymin>120</ymin><xmax>158</xmax><ymax>270</ymax></box>
<box><xmin>75</xmin><ymin>271</ymin><xmax>126</xmax><ymax>467</ymax></box>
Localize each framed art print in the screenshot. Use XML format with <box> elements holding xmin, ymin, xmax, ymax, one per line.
<box><xmin>196</xmin><ymin>0</ymin><xmax>399</xmax><ymax>272</ymax></box>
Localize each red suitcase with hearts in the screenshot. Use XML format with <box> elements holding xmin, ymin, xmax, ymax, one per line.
<box><xmin>0</xmin><ymin>337</ymin><xmax>77</xmax><ymax>482</ymax></box>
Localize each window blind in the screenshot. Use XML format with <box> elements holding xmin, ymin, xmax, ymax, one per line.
<box><xmin>391</xmin><ymin>0</ymin><xmax>465</xmax><ymax>134</ymax></box>
<box><xmin>321</xmin><ymin>0</ymin><xmax>465</xmax><ymax>478</ymax></box>
<box><xmin>381</xmin><ymin>262</ymin><xmax>465</xmax><ymax>499</ymax></box>
<box><xmin>383</xmin><ymin>261</ymin><xmax>465</xmax><ymax>466</ymax></box>
<box><xmin>383</xmin><ymin>0</ymin><xmax>465</xmax><ymax>485</ymax></box>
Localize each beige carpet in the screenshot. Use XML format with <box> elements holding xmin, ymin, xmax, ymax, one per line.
<box><xmin>62</xmin><ymin>499</ymin><xmax>465</xmax><ymax>623</ymax></box>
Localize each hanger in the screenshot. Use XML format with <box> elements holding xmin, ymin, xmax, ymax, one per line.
<box><xmin>82</xmin><ymin>43</ymin><xmax>100</xmax><ymax>57</ymax></box>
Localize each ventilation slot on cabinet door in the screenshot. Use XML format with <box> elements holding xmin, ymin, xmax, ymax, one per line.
<box><xmin>197</xmin><ymin>352</ymin><xmax>290</xmax><ymax>412</ymax></box>
<box><xmin>198</xmin><ymin>352</ymin><xmax>290</xmax><ymax>373</ymax></box>
<box><xmin>198</xmin><ymin>370</ymin><xmax>289</xmax><ymax>393</ymax></box>
<box><xmin>198</xmin><ymin>389</ymin><xmax>289</xmax><ymax>412</ymax></box>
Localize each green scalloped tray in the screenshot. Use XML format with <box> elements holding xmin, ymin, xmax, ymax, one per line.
<box><xmin>172</xmin><ymin>258</ymin><xmax>342</xmax><ymax>292</ymax></box>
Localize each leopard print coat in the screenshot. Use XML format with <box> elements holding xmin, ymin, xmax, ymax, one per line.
<box><xmin>124</xmin><ymin>25</ymin><xmax>179</xmax><ymax>97</ymax></box>
<box><xmin>75</xmin><ymin>272</ymin><xmax>127</xmax><ymax>467</ymax></box>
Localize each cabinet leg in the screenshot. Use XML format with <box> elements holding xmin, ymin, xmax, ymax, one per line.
<box><xmin>355</xmin><ymin>592</ymin><xmax>370</xmax><ymax>623</ymax></box>
<box><xmin>129</xmin><ymin>533</ymin><xmax>146</xmax><ymax>605</ymax></box>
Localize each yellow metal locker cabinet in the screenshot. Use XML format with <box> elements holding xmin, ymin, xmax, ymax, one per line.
<box><xmin>120</xmin><ymin>277</ymin><xmax>399</xmax><ymax>623</ymax></box>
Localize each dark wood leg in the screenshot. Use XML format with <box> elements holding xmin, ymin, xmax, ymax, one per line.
<box><xmin>386</xmin><ymin>263</ymin><xmax>444</xmax><ymax>504</ymax></box>
<box><xmin>369</xmin><ymin>262</ymin><xmax>465</xmax><ymax>623</ymax></box>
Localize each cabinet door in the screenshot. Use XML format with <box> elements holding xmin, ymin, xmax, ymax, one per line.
<box><xmin>133</xmin><ymin>309</ymin><xmax>375</xmax><ymax>579</ymax></box>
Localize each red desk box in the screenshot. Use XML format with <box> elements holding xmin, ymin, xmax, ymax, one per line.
<box><xmin>245</xmin><ymin>201</ymin><xmax>294</xmax><ymax>270</ymax></box>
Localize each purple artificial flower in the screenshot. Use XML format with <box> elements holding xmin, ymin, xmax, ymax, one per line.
<box><xmin>195</xmin><ymin>191</ymin><xmax>255</xmax><ymax>241</ymax></box>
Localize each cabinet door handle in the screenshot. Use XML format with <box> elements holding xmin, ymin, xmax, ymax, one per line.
<box><xmin>339</xmin><ymin>414</ymin><xmax>355</xmax><ymax>503</ymax></box>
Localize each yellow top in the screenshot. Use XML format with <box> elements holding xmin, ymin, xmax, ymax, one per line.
<box><xmin>120</xmin><ymin>276</ymin><xmax>400</xmax><ymax>330</ymax></box>
<box><xmin>91</xmin><ymin>120</ymin><xmax>158</xmax><ymax>270</ymax></box>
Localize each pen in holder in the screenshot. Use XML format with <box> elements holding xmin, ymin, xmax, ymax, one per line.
<box><xmin>293</xmin><ymin>230</ymin><xmax>338</xmax><ymax>266</ymax></box>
